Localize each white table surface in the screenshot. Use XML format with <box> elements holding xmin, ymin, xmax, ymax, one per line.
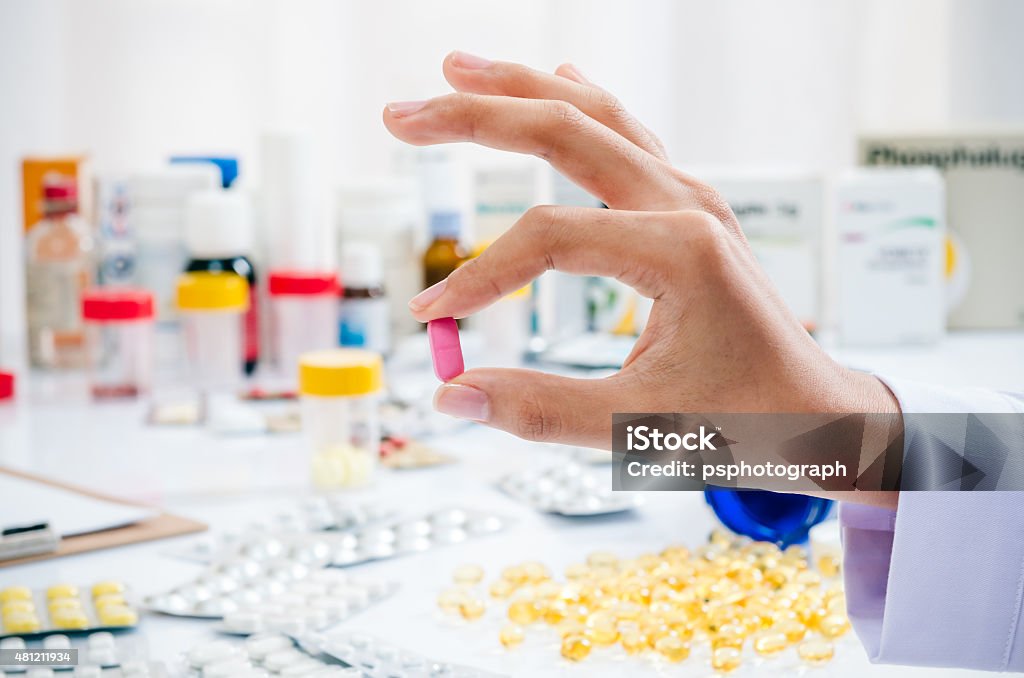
<box><xmin>2</xmin><ymin>330</ymin><xmax>1022</xmax><ymax>678</ymax></box>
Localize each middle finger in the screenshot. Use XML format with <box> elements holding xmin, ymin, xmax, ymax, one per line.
<box><xmin>383</xmin><ymin>92</ymin><xmax>686</xmax><ymax>211</ymax></box>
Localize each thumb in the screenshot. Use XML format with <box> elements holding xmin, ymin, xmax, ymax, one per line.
<box><xmin>433</xmin><ymin>367</ymin><xmax>626</xmax><ymax>448</ymax></box>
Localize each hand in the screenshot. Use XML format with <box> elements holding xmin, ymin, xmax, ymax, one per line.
<box><xmin>384</xmin><ymin>52</ymin><xmax>899</xmax><ymax>466</ymax></box>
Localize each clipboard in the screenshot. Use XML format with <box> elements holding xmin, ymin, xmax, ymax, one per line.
<box><xmin>0</xmin><ymin>466</ymin><xmax>206</xmax><ymax>567</ymax></box>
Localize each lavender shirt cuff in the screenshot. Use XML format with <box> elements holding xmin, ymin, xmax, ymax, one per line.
<box><xmin>840</xmin><ymin>376</ymin><xmax>1024</xmax><ymax>672</ymax></box>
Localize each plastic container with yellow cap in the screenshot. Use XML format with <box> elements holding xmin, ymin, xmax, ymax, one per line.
<box><xmin>298</xmin><ymin>349</ymin><xmax>383</xmax><ymax>489</ymax></box>
<box><xmin>175</xmin><ymin>271</ymin><xmax>249</xmax><ymax>389</ymax></box>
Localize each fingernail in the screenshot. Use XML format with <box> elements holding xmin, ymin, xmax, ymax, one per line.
<box><xmin>451</xmin><ymin>50</ymin><xmax>492</xmax><ymax>70</ymax></box>
<box><xmin>434</xmin><ymin>384</ymin><xmax>490</xmax><ymax>422</ymax></box>
<box><xmin>562</xmin><ymin>63</ymin><xmax>590</xmax><ymax>85</ymax></box>
<box><xmin>386</xmin><ymin>100</ymin><xmax>428</xmax><ymax>117</ymax></box>
<box><xmin>409</xmin><ymin>279</ymin><xmax>447</xmax><ymax>311</ymax></box>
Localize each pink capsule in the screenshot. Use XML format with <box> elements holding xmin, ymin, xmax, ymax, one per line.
<box><xmin>427</xmin><ymin>317</ymin><xmax>464</xmax><ymax>382</ymax></box>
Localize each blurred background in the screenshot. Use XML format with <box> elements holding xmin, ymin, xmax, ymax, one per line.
<box><xmin>3</xmin><ymin>0</ymin><xmax>1024</xmax><ymax>360</ymax></box>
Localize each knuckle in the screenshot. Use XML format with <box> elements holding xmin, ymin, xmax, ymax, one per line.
<box><xmin>514</xmin><ymin>395</ymin><xmax>563</xmax><ymax>442</ymax></box>
<box><xmin>679</xmin><ymin>211</ymin><xmax>730</xmax><ymax>258</ymax></box>
<box><xmin>542</xmin><ymin>99</ymin><xmax>587</xmax><ymax>130</ymax></box>
<box><xmin>590</xmin><ymin>89</ymin><xmax>629</xmax><ymax>121</ymax></box>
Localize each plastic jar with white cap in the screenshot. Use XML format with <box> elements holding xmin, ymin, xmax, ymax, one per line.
<box><xmin>175</xmin><ymin>272</ymin><xmax>249</xmax><ymax>390</ymax></box>
<box><xmin>81</xmin><ymin>288</ymin><xmax>155</xmax><ymax>398</ymax></box>
<box><xmin>268</xmin><ymin>270</ymin><xmax>340</xmax><ymax>376</ymax></box>
<box><xmin>184</xmin><ymin>190</ymin><xmax>260</xmax><ymax>375</ymax></box>
<box><xmin>298</xmin><ymin>349</ymin><xmax>383</xmax><ymax>490</ymax></box>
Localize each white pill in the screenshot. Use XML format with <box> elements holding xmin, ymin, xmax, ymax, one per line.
<box><xmin>42</xmin><ymin>635</ymin><xmax>71</xmax><ymax>650</ymax></box>
<box><xmin>188</xmin><ymin>641</ymin><xmax>240</xmax><ymax>668</ymax></box>
<box><xmin>203</xmin><ymin>659</ymin><xmax>253</xmax><ymax>678</ymax></box>
<box><xmin>263</xmin><ymin>650</ymin><xmax>306</xmax><ymax>672</ymax></box>
<box><xmin>87</xmin><ymin>632</ymin><xmax>116</xmax><ymax>650</ymax></box>
<box><xmin>73</xmin><ymin>666</ymin><xmax>103</xmax><ymax>678</ymax></box>
<box><xmin>27</xmin><ymin>668</ymin><xmax>54</xmax><ymax>678</ymax></box>
<box><xmin>87</xmin><ymin>647</ymin><xmax>118</xmax><ymax>666</ymax></box>
<box><xmin>245</xmin><ymin>634</ymin><xmax>292</xmax><ymax>661</ymax></box>
<box><xmin>0</xmin><ymin>637</ymin><xmax>26</xmax><ymax>650</ymax></box>
<box><xmin>267</xmin><ymin>615</ymin><xmax>306</xmax><ymax>636</ymax></box>
<box><xmin>119</xmin><ymin>660</ymin><xmax>151</xmax><ymax>678</ymax></box>
<box><xmin>223</xmin><ymin>611</ymin><xmax>265</xmax><ymax>634</ymax></box>
<box><xmin>278</xmin><ymin>661</ymin><xmax>323</xmax><ymax>677</ymax></box>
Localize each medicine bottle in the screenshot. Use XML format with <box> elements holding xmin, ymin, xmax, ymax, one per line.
<box><xmin>298</xmin><ymin>349</ymin><xmax>383</xmax><ymax>490</ymax></box>
<box><xmin>81</xmin><ymin>288</ymin><xmax>155</xmax><ymax>399</ymax></box>
<box><xmin>183</xmin><ymin>191</ymin><xmax>260</xmax><ymax>375</ymax></box>
<box><xmin>339</xmin><ymin>242</ymin><xmax>390</xmax><ymax>354</ymax></box>
<box><xmin>422</xmin><ymin>211</ymin><xmax>467</xmax><ymax>289</ymax></box>
<box><xmin>25</xmin><ymin>178</ymin><xmax>95</xmax><ymax>369</ymax></box>
<box><xmin>704</xmin><ymin>489</ymin><xmax>833</xmax><ymax>548</ymax></box>
<box><xmin>175</xmin><ymin>272</ymin><xmax>249</xmax><ymax>391</ymax></box>
<box><xmin>268</xmin><ymin>270</ymin><xmax>340</xmax><ymax>375</ymax></box>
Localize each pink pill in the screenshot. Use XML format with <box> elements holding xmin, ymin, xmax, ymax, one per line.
<box><xmin>427</xmin><ymin>317</ymin><xmax>464</xmax><ymax>382</ymax></box>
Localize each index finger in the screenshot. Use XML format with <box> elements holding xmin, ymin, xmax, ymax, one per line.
<box><xmin>383</xmin><ymin>93</ymin><xmax>686</xmax><ymax>211</ymax></box>
<box><xmin>408</xmin><ymin>206</ymin><xmax>701</xmax><ymax>322</ymax></box>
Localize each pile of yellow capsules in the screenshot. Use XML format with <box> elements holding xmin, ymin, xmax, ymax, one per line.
<box><xmin>437</xmin><ymin>530</ymin><xmax>847</xmax><ymax>672</ymax></box>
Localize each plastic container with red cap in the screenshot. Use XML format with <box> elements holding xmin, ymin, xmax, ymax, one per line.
<box><xmin>268</xmin><ymin>270</ymin><xmax>340</xmax><ymax>376</ymax></box>
<box><xmin>81</xmin><ymin>288</ymin><xmax>156</xmax><ymax>398</ymax></box>
<box><xmin>0</xmin><ymin>371</ymin><xmax>14</xmax><ymax>401</ymax></box>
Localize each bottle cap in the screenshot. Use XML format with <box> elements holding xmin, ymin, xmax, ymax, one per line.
<box><xmin>428</xmin><ymin>211</ymin><xmax>462</xmax><ymax>239</ymax></box>
<box><xmin>704</xmin><ymin>489</ymin><xmax>833</xmax><ymax>548</ymax></box>
<box><xmin>82</xmin><ymin>288</ymin><xmax>155</xmax><ymax>321</ymax></box>
<box><xmin>43</xmin><ymin>180</ymin><xmax>77</xmax><ymax>201</ymax></box>
<box><xmin>268</xmin><ymin>270</ymin><xmax>339</xmax><ymax>297</ymax></box>
<box><xmin>299</xmin><ymin>349</ymin><xmax>383</xmax><ymax>397</ymax></box>
<box><xmin>340</xmin><ymin>242</ymin><xmax>384</xmax><ymax>289</ymax></box>
<box><xmin>175</xmin><ymin>272</ymin><xmax>249</xmax><ymax>312</ymax></box>
<box><xmin>184</xmin><ymin>190</ymin><xmax>252</xmax><ymax>258</ymax></box>
<box><xmin>0</xmin><ymin>371</ymin><xmax>14</xmax><ymax>401</ymax></box>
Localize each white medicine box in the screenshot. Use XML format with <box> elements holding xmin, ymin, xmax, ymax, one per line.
<box><xmin>834</xmin><ymin>168</ymin><xmax>946</xmax><ymax>346</ymax></box>
<box><xmin>697</xmin><ymin>169</ymin><xmax>822</xmax><ymax>332</ymax></box>
<box><xmin>859</xmin><ymin>131</ymin><xmax>1024</xmax><ymax>329</ymax></box>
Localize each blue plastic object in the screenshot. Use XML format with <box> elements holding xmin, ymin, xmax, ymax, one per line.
<box><xmin>704</xmin><ymin>488</ymin><xmax>833</xmax><ymax>548</ymax></box>
<box><xmin>170</xmin><ymin>156</ymin><xmax>239</xmax><ymax>188</ymax></box>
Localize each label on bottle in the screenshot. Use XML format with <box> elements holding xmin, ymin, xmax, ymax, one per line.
<box><xmin>340</xmin><ymin>297</ymin><xmax>390</xmax><ymax>354</ymax></box>
<box><xmin>26</xmin><ymin>260</ymin><xmax>92</xmax><ymax>365</ymax></box>
<box><xmin>136</xmin><ymin>239</ymin><xmax>187</xmax><ymax>322</ymax></box>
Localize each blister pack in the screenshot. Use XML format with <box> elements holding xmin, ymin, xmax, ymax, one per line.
<box><xmin>0</xmin><ymin>632</ymin><xmax>156</xmax><ymax>676</ymax></box>
<box><xmin>145</xmin><ymin>565</ymin><xmax>395</xmax><ymax>635</ymax></box>
<box><xmin>497</xmin><ymin>464</ymin><xmax>640</xmax><ymax>516</ymax></box>
<box><xmin>174</xmin><ymin>502</ymin><xmax>396</xmax><ymax>564</ymax></box>
<box><xmin>1</xmin><ymin>583</ymin><xmax>138</xmax><ymax>639</ymax></box>
<box><xmin>297</xmin><ymin>631</ymin><xmax>505</xmax><ymax>678</ymax></box>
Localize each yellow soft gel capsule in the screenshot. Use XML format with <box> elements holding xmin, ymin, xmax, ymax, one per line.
<box><xmin>753</xmin><ymin>631</ymin><xmax>788</xmax><ymax>656</ymax></box>
<box><xmin>819</xmin><ymin>613</ymin><xmax>851</xmax><ymax>639</ymax></box>
<box><xmin>560</xmin><ymin>633</ymin><xmax>592</xmax><ymax>662</ymax></box>
<box><xmin>51</xmin><ymin>607</ymin><xmax>90</xmax><ymax>629</ymax></box>
<box><xmin>458</xmin><ymin>597</ymin><xmax>486</xmax><ymax>621</ymax></box>
<box><xmin>711</xmin><ymin>646</ymin><xmax>742</xmax><ymax>673</ymax></box>
<box><xmin>3</xmin><ymin>611</ymin><xmax>42</xmax><ymax>633</ymax></box>
<box><xmin>0</xmin><ymin>586</ymin><xmax>33</xmax><ymax>603</ymax></box>
<box><xmin>620</xmin><ymin>630</ymin><xmax>648</xmax><ymax>655</ymax></box>
<box><xmin>437</xmin><ymin>588</ymin><xmax>467</xmax><ymax>615</ymax></box>
<box><xmin>97</xmin><ymin>605</ymin><xmax>138</xmax><ymax>627</ymax></box>
<box><xmin>654</xmin><ymin>635</ymin><xmax>690</xmax><ymax>662</ymax></box>
<box><xmin>499</xmin><ymin>623</ymin><xmax>525</xmax><ymax>649</ymax></box>
<box><xmin>507</xmin><ymin>599</ymin><xmax>539</xmax><ymax>625</ymax></box>
<box><xmin>798</xmin><ymin>637</ymin><xmax>835</xmax><ymax>665</ymax></box>
<box><xmin>91</xmin><ymin>581</ymin><xmax>125</xmax><ymax>598</ymax></box>
<box><xmin>46</xmin><ymin>584</ymin><xmax>79</xmax><ymax>600</ymax></box>
<box><xmin>452</xmin><ymin>564</ymin><xmax>484</xmax><ymax>587</ymax></box>
<box><xmin>48</xmin><ymin>597</ymin><xmax>83</xmax><ymax>613</ymax></box>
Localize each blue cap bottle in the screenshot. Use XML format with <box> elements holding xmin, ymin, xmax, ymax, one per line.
<box><xmin>704</xmin><ymin>489</ymin><xmax>833</xmax><ymax>548</ymax></box>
